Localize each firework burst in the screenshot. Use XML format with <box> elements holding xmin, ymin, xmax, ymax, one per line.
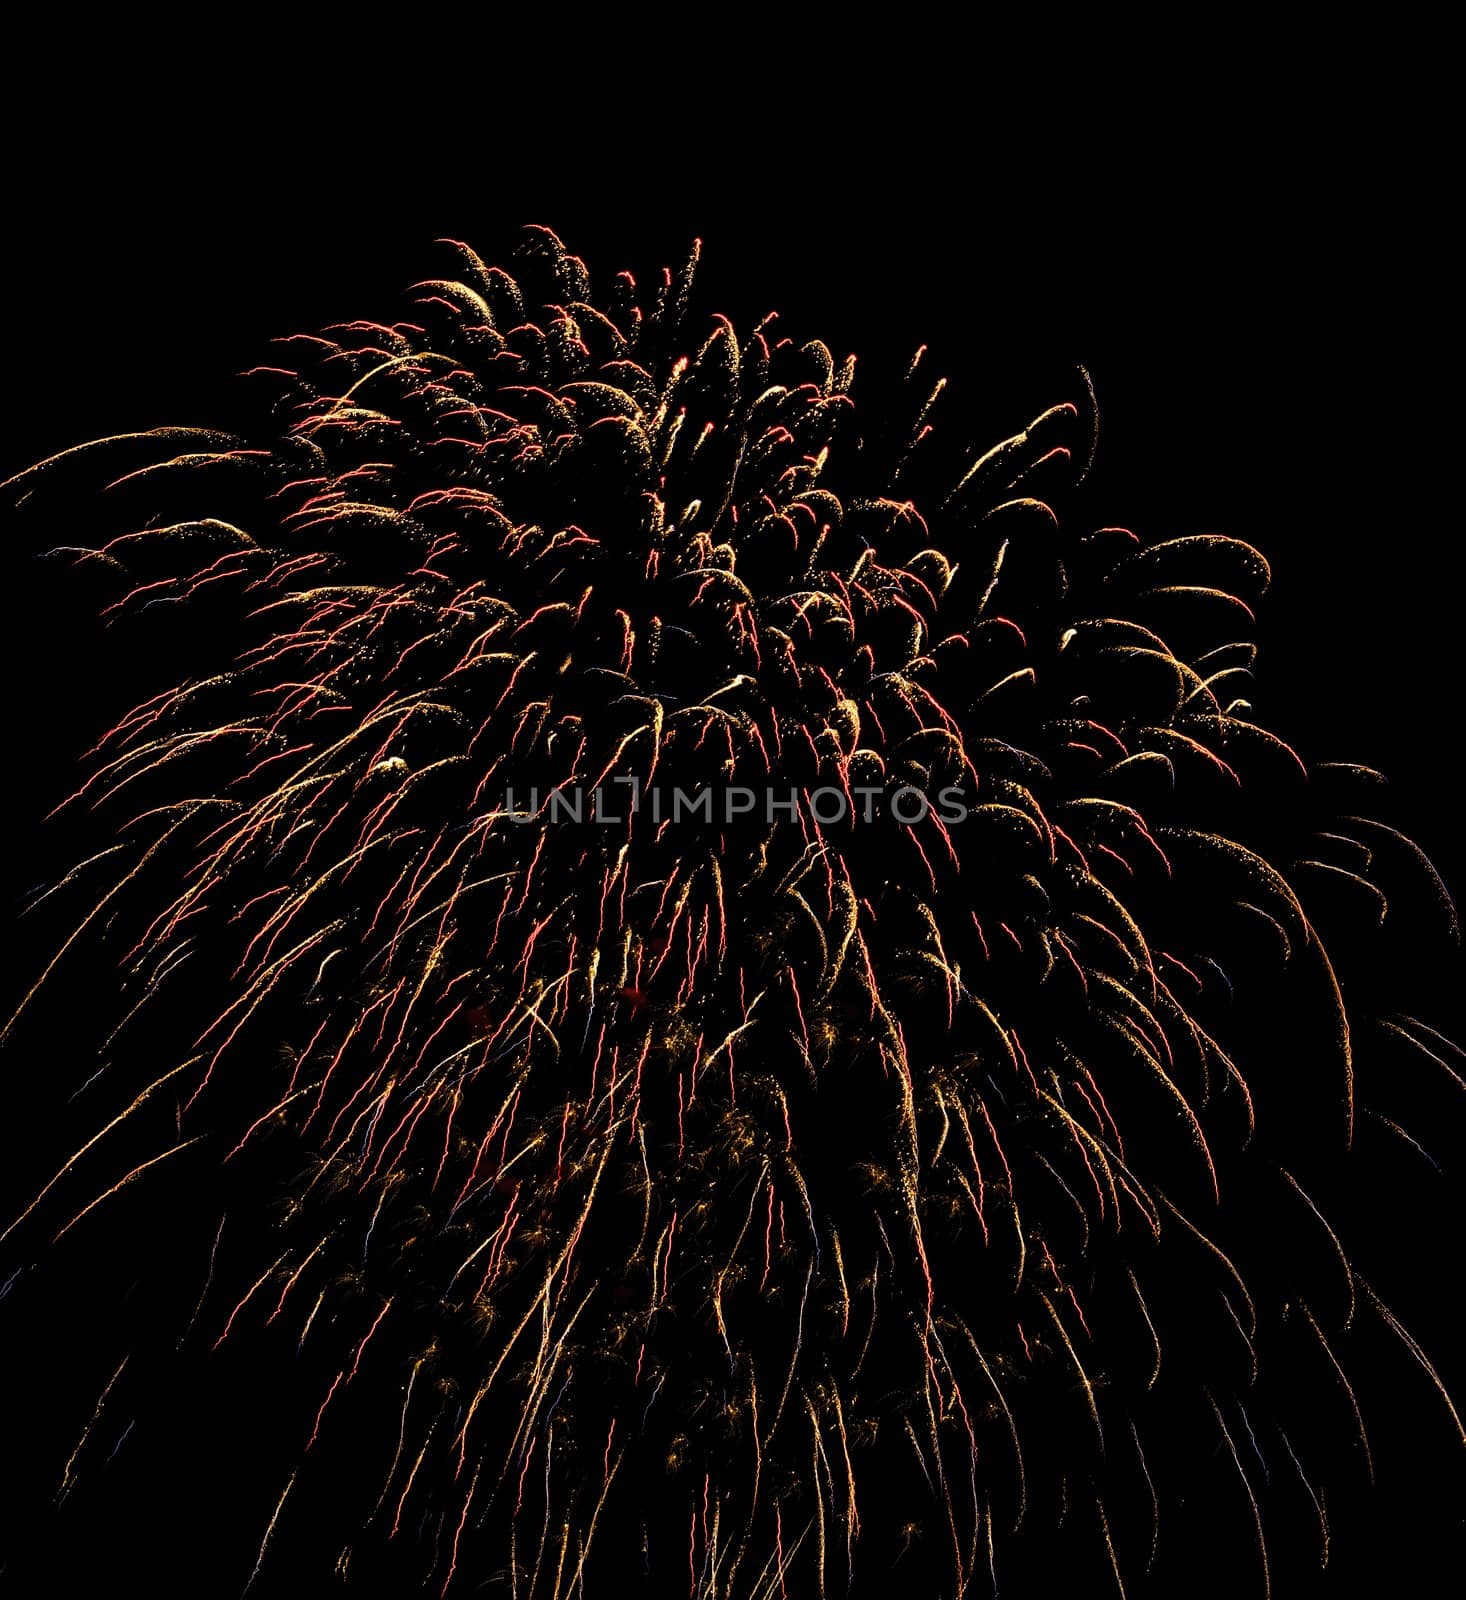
<box><xmin>3</xmin><ymin>226</ymin><xmax>1462</xmax><ymax>1596</ymax></box>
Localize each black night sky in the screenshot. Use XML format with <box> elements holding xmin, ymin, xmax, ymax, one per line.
<box><xmin>1</xmin><ymin>43</ymin><xmax>1460</xmax><ymax>1598</ymax></box>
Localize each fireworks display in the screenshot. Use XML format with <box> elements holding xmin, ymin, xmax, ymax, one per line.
<box><xmin>2</xmin><ymin>226</ymin><xmax>1462</xmax><ymax>1596</ymax></box>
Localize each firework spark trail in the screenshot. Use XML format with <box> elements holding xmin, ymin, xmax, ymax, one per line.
<box><xmin>3</xmin><ymin>224</ymin><xmax>1463</xmax><ymax>1595</ymax></box>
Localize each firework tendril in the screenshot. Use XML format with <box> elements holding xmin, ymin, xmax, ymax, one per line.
<box><xmin>4</xmin><ymin>226</ymin><xmax>1462</xmax><ymax>1597</ymax></box>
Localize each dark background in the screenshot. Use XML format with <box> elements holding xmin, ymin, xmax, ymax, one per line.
<box><xmin>1</xmin><ymin>40</ymin><xmax>1459</xmax><ymax>1597</ymax></box>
